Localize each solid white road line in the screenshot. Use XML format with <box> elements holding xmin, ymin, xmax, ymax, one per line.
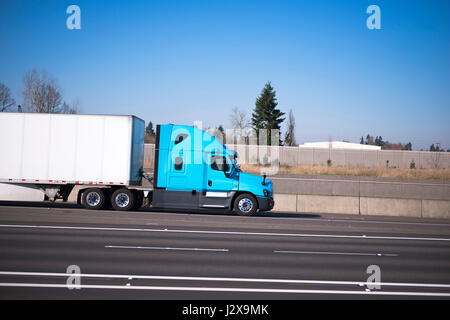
<box><xmin>1</xmin><ymin>223</ymin><xmax>450</xmax><ymax>242</ymax></box>
<box><xmin>0</xmin><ymin>282</ymin><xmax>449</xmax><ymax>297</ymax></box>
<box><xmin>288</xmin><ymin>217</ymin><xmax>450</xmax><ymax>228</ymax></box>
<box><xmin>105</xmin><ymin>245</ymin><xmax>229</xmax><ymax>252</ymax></box>
<box><xmin>1</xmin><ymin>271</ymin><xmax>450</xmax><ymax>289</ymax></box>
<box><xmin>5</xmin><ymin>203</ymin><xmax>450</xmax><ymax>228</ymax></box>
<box><xmin>274</xmin><ymin>250</ymin><xmax>398</xmax><ymax>257</ymax></box>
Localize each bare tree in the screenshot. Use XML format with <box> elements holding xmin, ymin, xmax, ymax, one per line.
<box><xmin>428</xmin><ymin>143</ymin><xmax>442</xmax><ymax>169</ymax></box>
<box><xmin>284</xmin><ymin>109</ymin><xmax>297</xmax><ymax>146</ymax></box>
<box><xmin>61</xmin><ymin>98</ymin><xmax>80</xmax><ymax>114</ymax></box>
<box><xmin>229</xmin><ymin>107</ymin><xmax>249</xmax><ymax>144</ymax></box>
<box><xmin>429</xmin><ymin>152</ymin><xmax>442</xmax><ymax>169</ymax></box>
<box><xmin>71</xmin><ymin>98</ymin><xmax>81</xmax><ymax>114</ymax></box>
<box><xmin>0</xmin><ymin>83</ymin><xmax>16</xmax><ymax>112</ymax></box>
<box><xmin>22</xmin><ymin>68</ymin><xmax>64</xmax><ymax>113</ymax></box>
<box><xmin>230</xmin><ymin>107</ymin><xmax>249</xmax><ymax>131</ymax></box>
<box><xmin>62</xmin><ymin>102</ymin><xmax>75</xmax><ymax>114</ymax></box>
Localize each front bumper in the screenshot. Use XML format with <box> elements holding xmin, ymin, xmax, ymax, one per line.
<box><xmin>257</xmin><ymin>196</ymin><xmax>274</xmax><ymax>212</ymax></box>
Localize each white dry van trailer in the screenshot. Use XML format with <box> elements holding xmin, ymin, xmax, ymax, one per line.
<box><xmin>0</xmin><ymin>112</ymin><xmax>147</xmax><ymax>210</ymax></box>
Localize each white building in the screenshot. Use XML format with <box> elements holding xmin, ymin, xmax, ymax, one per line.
<box><xmin>298</xmin><ymin>141</ymin><xmax>381</xmax><ymax>151</ymax></box>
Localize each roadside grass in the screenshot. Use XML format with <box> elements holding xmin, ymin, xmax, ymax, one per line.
<box><xmin>239</xmin><ymin>164</ymin><xmax>450</xmax><ymax>180</ymax></box>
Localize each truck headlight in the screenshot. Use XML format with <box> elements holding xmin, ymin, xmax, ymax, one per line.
<box><xmin>263</xmin><ymin>189</ymin><xmax>269</xmax><ymax>197</ymax></box>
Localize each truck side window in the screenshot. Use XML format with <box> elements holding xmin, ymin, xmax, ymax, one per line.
<box><xmin>175</xmin><ymin>134</ymin><xmax>188</xmax><ymax>144</ymax></box>
<box><xmin>174</xmin><ymin>157</ymin><xmax>183</xmax><ymax>170</ymax></box>
<box><xmin>211</xmin><ymin>156</ymin><xmax>230</xmax><ymax>172</ymax></box>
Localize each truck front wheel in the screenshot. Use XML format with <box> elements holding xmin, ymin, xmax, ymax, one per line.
<box><xmin>234</xmin><ymin>193</ymin><xmax>258</xmax><ymax>216</ymax></box>
<box><xmin>111</xmin><ymin>188</ymin><xmax>135</xmax><ymax>211</ymax></box>
<box><xmin>83</xmin><ymin>188</ymin><xmax>106</xmax><ymax>210</ymax></box>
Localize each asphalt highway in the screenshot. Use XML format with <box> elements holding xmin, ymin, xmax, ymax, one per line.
<box><xmin>0</xmin><ymin>201</ymin><xmax>449</xmax><ymax>299</ymax></box>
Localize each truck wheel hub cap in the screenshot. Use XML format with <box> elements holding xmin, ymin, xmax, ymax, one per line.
<box><xmin>86</xmin><ymin>192</ymin><xmax>101</xmax><ymax>206</ymax></box>
<box><xmin>115</xmin><ymin>193</ymin><xmax>129</xmax><ymax>207</ymax></box>
<box><xmin>238</xmin><ymin>198</ymin><xmax>253</xmax><ymax>213</ymax></box>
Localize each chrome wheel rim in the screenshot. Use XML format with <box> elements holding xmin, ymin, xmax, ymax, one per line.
<box><xmin>86</xmin><ymin>192</ymin><xmax>101</xmax><ymax>206</ymax></box>
<box><xmin>238</xmin><ymin>198</ymin><xmax>253</xmax><ymax>213</ymax></box>
<box><xmin>115</xmin><ymin>193</ymin><xmax>130</xmax><ymax>208</ymax></box>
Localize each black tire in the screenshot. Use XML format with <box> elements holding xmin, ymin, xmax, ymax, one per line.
<box><xmin>234</xmin><ymin>193</ymin><xmax>258</xmax><ymax>216</ymax></box>
<box><xmin>111</xmin><ymin>188</ymin><xmax>135</xmax><ymax>211</ymax></box>
<box><xmin>132</xmin><ymin>190</ymin><xmax>144</xmax><ymax>210</ymax></box>
<box><xmin>83</xmin><ymin>188</ymin><xmax>106</xmax><ymax>210</ymax></box>
<box><xmin>102</xmin><ymin>188</ymin><xmax>113</xmax><ymax>209</ymax></box>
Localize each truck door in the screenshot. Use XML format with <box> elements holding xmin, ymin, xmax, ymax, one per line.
<box><xmin>167</xmin><ymin>130</ymin><xmax>190</xmax><ymax>190</ymax></box>
<box><xmin>200</xmin><ymin>153</ymin><xmax>234</xmax><ymax>208</ymax></box>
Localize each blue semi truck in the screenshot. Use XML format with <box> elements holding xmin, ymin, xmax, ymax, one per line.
<box><xmin>0</xmin><ymin>114</ymin><xmax>273</xmax><ymax>216</ymax></box>
<box><xmin>150</xmin><ymin>124</ymin><xmax>274</xmax><ymax>216</ymax></box>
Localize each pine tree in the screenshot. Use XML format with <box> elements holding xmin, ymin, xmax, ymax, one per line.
<box><xmin>366</xmin><ymin>134</ymin><xmax>374</xmax><ymax>145</ymax></box>
<box><xmin>145</xmin><ymin>121</ymin><xmax>156</xmax><ymax>143</ymax></box>
<box><xmin>216</xmin><ymin>124</ymin><xmax>225</xmax><ymax>143</ymax></box>
<box><xmin>375</xmin><ymin>136</ymin><xmax>384</xmax><ymax>147</ymax></box>
<box><xmin>251</xmin><ymin>82</ymin><xmax>285</xmax><ymax>145</ymax></box>
<box><xmin>403</xmin><ymin>142</ymin><xmax>412</xmax><ymax>151</ymax></box>
<box><xmin>146</xmin><ymin>121</ymin><xmax>155</xmax><ymax>136</ymax></box>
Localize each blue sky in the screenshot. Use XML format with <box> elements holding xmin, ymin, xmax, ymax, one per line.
<box><xmin>0</xmin><ymin>0</ymin><xmax>449</xmax><ymax>150</ymax></box>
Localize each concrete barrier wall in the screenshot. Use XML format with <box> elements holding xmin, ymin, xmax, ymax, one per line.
<box><xmin>271</xmin><ymin>176</ymin><xmax>450</xmax><ymax>200</ymax></box>
<box><xmin>296</xmin><ymin>195</ymin><xmax>360</xmax><ymax>215</ymax></box>
<box><xmin>422</xmin><ymin>200</ymin><xmax>450</xmax><ymax>219</ymax></box>
<box><xmin>273</xmin><ymin>194</ymin><xmax>450</xmax><ymax>219</ymax></box>
<box><xmin>272</xmin><ymin>176</ymin><xmax>450</xmax><ymax>219</ymax></box>
<box><xmin>360</xmin><ymin>197</ymin><xmax>422</xmax><ymax>218</ymax></box>
<box><xmin>143</xmin><ymin>144</ymin><xmax>450</xmax><ymax>169</ymax></box>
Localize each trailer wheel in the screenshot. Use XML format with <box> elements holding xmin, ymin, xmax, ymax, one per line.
<box><xmin>111</xmin><ymin>188</ymin><xmax>135</xmax><ymax>211</ymax></box>
<box><xmin>234</xmin><ymin>193</ymin><xmax>258</xmax><ymax>216</ymax></box>
<box><xmin>83</xmin><ymin>188</ymin><xmax>106</xmax><ymax>210</ymax></box>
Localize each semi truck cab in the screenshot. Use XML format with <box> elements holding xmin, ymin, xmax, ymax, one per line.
<box><xmin>151</xmin><ymin>124</ymin><xmax>274</xmax><ymax>216</ymax></box>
